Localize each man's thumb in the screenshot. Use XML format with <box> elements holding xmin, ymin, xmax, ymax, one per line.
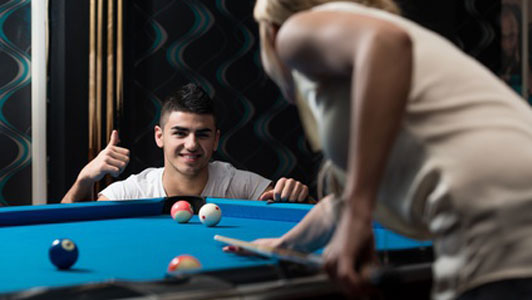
<box><xmin>258</xmin><ymin>190</ymin><xmax>274</xmax><ymax>201</ymax></box>
<box><xmin>108</xmin><ymin>130</ymin><xmax>119</xmax><ymax>147</ymax></box>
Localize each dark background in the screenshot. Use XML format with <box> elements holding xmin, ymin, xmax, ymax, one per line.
<box><xmin>47</xmin><ymin>0</ymin><xmax>501</xmax><ymax>204</ymax></box>
<box><xmin>0</xmin><ymin>0</ymin><xmax>501</xmax><ymax>205</ymax></box>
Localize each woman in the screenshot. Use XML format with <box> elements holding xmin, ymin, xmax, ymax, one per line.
<box><xmin>229</xmin><ymin>1</ymin><xmax>532</xmax><ymax>299</ymax></box>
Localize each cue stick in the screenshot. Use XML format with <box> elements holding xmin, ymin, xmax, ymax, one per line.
<box><xmin>214</xmin><ymin>235</ymin><xmax>432</xmax><ymax>287</ymax></box>
<box><xmin>105</xmin><ymin>0</ymin><xmax>115</xmax><ymax>143</ymax></box>
<box><xmin>116</xmin><ymin>0</ymin><xmax>124</xmax><ymax>132</ymax></box>
<box><xmin>88</xmin><ymin>0</ymin><xmax>97</xmax><ymax>161</ymax></box>
<box><xmin>215</xmin><ymin>235</ymin><xmax>323</xmax><ymax>267</ymax></box>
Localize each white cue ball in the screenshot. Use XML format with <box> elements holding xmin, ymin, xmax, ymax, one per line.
<box><xmin>198</xmin><ymin>203</ymin><xmax>222</xmax><ymax>227</ymax></box>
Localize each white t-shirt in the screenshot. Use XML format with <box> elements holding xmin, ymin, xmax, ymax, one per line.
<box><xmin>99</xmin><ymin>161</ymin><xmax>272</xmax><ymax>200</ymax></box>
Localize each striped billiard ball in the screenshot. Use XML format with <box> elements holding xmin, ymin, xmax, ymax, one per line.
<box><xmin>49</xmin><ymin>238</ymin><xmax>79</xmax><ymax>269</ymax></box>
<box><xmin>167</xmin><ymin>255</ymin><xmax>201</xmax><ymax>272</ymax></box>
<box><xmin>171</xmin><ymin>201</ymin><xmax>194</xmax><ymax>223</ymax></box>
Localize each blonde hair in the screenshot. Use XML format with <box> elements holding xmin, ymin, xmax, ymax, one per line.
<box><xmin>254</xmin><ymin>0</ymin><xmax>401</xmax><ymax>25</ymax></box>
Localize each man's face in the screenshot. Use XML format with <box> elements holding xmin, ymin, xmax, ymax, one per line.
<box><xmin>155</xmin><ymin>111</ymin><xmax>220</xmax><ymax>177</ymax></box>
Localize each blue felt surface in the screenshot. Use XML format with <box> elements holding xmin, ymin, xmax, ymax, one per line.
<box><xmin>0</xmin><ymin>199</ymin><xmax>431</xmax><ymax>294</ymax></box>
<box><xmin>208</xmin><ymin>198</ymin><xmax>314</xmax><ymax>222</ymax></box>
<box><xmin>0</xmin><ymin>215</ymin><xmax>290</xmax><ymax>293</ymax></box>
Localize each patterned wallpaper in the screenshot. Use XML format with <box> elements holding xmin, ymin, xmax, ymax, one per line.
<box><xmin>0</xmin><ymin>0</ymin><xmax>503</xmax><ymax>205</ymax></box>
<box><xmin>120</xmin><ymin>0</ymin><xmax>322</xmax><ymax>196</ymax></box>
<box><xmin>119</xmin><ymin>0</ymin><xmax>499</xmax><ymax>199</ymax></box>
<box><xmin>398</xmin><ymin>0</ymin><xmax>499</xmax><ymax>73</ymax></box>
<box><xmin>0</xmin><ymin>0</ymin><xmax>31</xmax><ymax>206</ymax></box>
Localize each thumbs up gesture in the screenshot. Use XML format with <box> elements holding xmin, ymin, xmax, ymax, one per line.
<box><xmin>78</xmin><ymin>130</ymin><xmax>130</xmax><ymax>183</ymax></box>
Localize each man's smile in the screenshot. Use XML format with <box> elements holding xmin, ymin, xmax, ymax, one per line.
<box><xmin>179</xmin><ymin>153</ymin><xmax>202</xmax><ymax>162</ymax></box>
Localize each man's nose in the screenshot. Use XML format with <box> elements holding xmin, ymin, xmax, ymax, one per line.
<box><xmin>185</xmin><ymin>134</ymin><xmax>198</xmax><ymax>150</ymax></box>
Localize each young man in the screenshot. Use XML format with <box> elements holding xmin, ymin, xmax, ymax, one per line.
<box><xmin>61</xmin><ymin>83</ymin><xmax>309</xmax><ymax>203</ymax></box>
<box><xmin>225</xmin><ymin>1</ymin><xmax>532</xmax><ymax>300</ymax></box>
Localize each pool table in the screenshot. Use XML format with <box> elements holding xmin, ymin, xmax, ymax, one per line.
<box><xmin>0</xmin><ymin>197</ymin><xmax>433</xmax><ymax>299</ymax></box>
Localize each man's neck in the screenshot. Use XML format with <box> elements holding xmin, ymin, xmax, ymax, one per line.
<box><xmin>162</xmin><ymin>166</ymin><xmax>209</xmax><ymax>197</ymax></box>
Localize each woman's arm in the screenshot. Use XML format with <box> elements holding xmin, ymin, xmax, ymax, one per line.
<box><xmin>224</xmin><ymin>194</ymin><xmax>340</xmax><ymax>254</ymax></box>
<box><xmin>277</xmin><ymin>10</ymin><xmax>413</xmax><ymax>292</ymax></box>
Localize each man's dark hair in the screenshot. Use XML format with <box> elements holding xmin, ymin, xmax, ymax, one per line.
<box><xmin>159</xmin><ymin>83</ymin><xmax>216</xmax><ymax>128</ymax></box>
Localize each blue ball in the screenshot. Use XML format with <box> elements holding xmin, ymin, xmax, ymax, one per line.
<box><xmin>49</xmin><ymin>238</ymin><xmax>79</xmax><ymax>269</ymax></box>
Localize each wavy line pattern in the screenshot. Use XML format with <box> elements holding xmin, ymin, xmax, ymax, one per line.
<box><xmin>0</xmin><ymin>0</ymin><xmax>31</xmax><ymax>206</ymax></box>
<box><xmin>458</xmin><ymin>0</ymin><xmax>497</xmax><ymax>57</ymax></box>
<box><xmin>122</xmin><ymin>1</ymin><xmax>323</xmax><ymax>195</ymax></box>
<box><xmin>214</xmin><ymin>0</ymin><xmax>257</xmax><ymax>165</ymax></box>
<box><xmin>122</xmin><ymin>0</ymin><xmax>504</xmax><ymax>198</ymax></box>
<box><xmin>0</xmin><ymin>1</ymin><xmax>503</xmax><ymax>203</ymax></box>
<box><xmin>166</xmin><ymin>0</ymin><xmax>215</xmax><ymax>96</ymax></box>
<box><xmin>133</xmin><ymin>3</ymin><xmax>169</xmax><ymax>68</ymax></box>
<box><xmin>129</xmin><ymin>2</ymin><xmax>168</xmax><ymax>150</ymax></box>
<box><xmin>452</xmin><ymin>0</ymin><xmax>499</xmax><ymax>74</ymax></box>
<box><xmin>253</xmin><ymin>95</ymin><xmax>295</xmax><ymax>179</ymax></box>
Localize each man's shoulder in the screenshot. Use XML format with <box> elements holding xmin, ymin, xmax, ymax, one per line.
<box><xmin>208</xmin><ymin>161</ymin><xmax>236</xmax><ymax>173</ymax></box>
<box><xmin>209</xmin><ymin>160</ymin><xmax>269</xmax><ymax>182</ymax></box>
<box><xmin>203</xmin><ymin>161</ymin><xmax>271</xmax><ymax>200</ymax></box>
<box><xmin>100</xmin><ymin>167</ymin><xmax>164</xmax><ymax>200</ymax></box>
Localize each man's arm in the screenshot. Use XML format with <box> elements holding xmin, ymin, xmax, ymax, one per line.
<box><xmin>61</xmin><ymin>130</ymin><xmax>129</xmax><ymax>203</ymax></box>
<box><xmin>258</xmin><ymin>177</ymin><xmax>311</xmax><ymax>203</ymax></box>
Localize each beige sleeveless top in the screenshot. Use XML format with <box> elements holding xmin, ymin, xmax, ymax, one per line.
<box><xmin>293</xmin><ymin>2</ymin><xmax>532</xmax><ymax>299</ymax></box>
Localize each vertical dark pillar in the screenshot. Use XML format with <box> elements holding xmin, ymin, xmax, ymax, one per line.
<box><xmin>48</xmin><ymin>0</ymin><xmax>90</xmax><ymax>203</ymax></box>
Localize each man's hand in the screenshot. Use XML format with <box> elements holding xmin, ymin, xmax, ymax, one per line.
<box><xmin>78</xmin><ymin>130</ymin><xmax>130</xmax><ymax>183</ymax></box>
<box><xmin>61</xmin><ymin>130</ymin><xmax>129</xmax><ymax>203</ymax></box>
<box><xmin>259</xmin><ymin>178</ymin><xmax>309</xmax><ymax>202</ymax></box>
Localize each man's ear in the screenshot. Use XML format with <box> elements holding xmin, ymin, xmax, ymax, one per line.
<box><xmin>155</xmin><ymin>125</ymin><xmax>164</xmax><ymax>148</ymax></box>
<box><xmin>214</xmin><ymin>129</ymin><xmax>221</xmax><ymax>151</ymax></box>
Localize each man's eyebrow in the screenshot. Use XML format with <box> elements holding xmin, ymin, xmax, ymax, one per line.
<box><xmin>170</xmin><ymin>126</ymin><xmax>213</xmax><ymax>133</ymax></box>
<box><xmin>170</xmin><ymin>126</ymin><xmax>189</xmax><ymax>131</ymax></box>
<box><xmin>195</xmin><ymin>128</ymin><xmax>213</xmax><ymax>134</ymax></box>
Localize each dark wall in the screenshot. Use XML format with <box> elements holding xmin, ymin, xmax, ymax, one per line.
<box><xmin>120</xmin><ymin>0</ymin><xmax>322</xmax><ymax>196</ymax></box>
<box><xmin>119</xmin><ymin>0</ymin><xmax>500</xmax><ymax>198</ymax></box>
<box><xmin>47</xmin><ymin>0</ymin><xmax>501</xmax><ymax>203</ymax></box>
<box><xmin>47</xmin><ymin>0</ymin><xmax>90</xmax><ymax>203</ymax></box>
<box><xmin>397</xmin><ymin>0</ymin><xmax>500</xmax><ymax>73</ymax></box>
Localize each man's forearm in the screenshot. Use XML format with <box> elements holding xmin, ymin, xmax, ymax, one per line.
<box><xmin>61</xmin><ymin>178</ymin><xmax>96</xmax><ymax>203</ymax></box>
